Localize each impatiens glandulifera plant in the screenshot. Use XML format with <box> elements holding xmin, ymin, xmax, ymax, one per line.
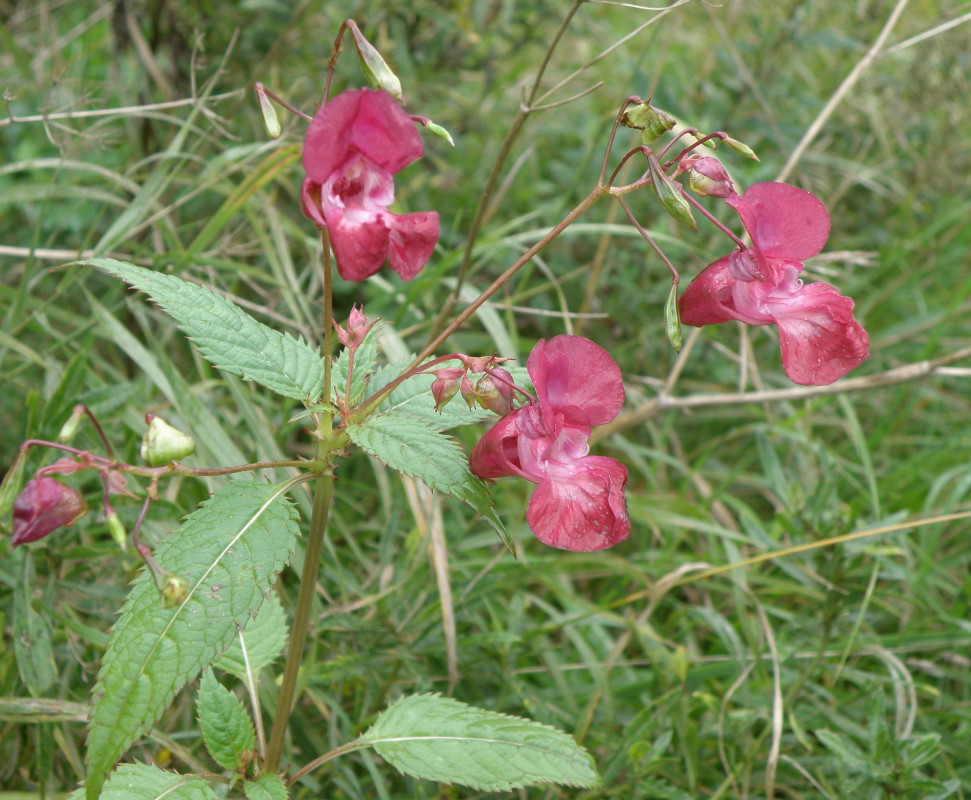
<box><xmin>0</xmin><ymin>17</ymin><xmax>874</xmax><ymax>800</ymax></box>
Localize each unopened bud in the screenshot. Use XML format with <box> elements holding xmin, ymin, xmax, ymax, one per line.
<box><xmin>722</xmin><ymin>135</ymin><xmax>759</xmax><ymax>161</ymax></box>
<box><xmin>140</xmin><ymin>414</ymin><xmax>195</xmax><ymax>466</ymax></box>
<box><xmin>424</xmin><ymin>120</ymin><xmax>454</xmax><ymax>147</ymax></box>
<box><xmin>161</xmin><ymin>573</ymin><xmax>189</xmax><ymax>608</ymax></box>
<box><xmin>649</xmin><ymin>159</ymin><xmax>698</xmax><ymax>232</ymax></box>
<box><xmin>430</xmin><ymin>367</ymin><xmax>465</xmax><ymax>412</ymax></box>
<box><xmin>475</xmin><ymin>369</ymin><xmax>515</xmax><ymax>416</ymax></box>
<box><xmin>460</xmin><ymin>376</ymin><xmax>477</xmax><ymax>411</ymax></box>
<box><xmin>11</xmin><ymin>476</ymin><xmax>87</xmax><ymax>547</ymax></box>
<box><xmin>681</xmin><ymin>155</ymin><xmax>735</xmax><ymax>198</ymax></box>
<box><xmin>346</xmin><ymin>20</ymin><xmax>403</xmax><ymax>101</ymax></box>
<box><xmin>254</xmin><ymin>83</ymin><xmax>282</xmax><ymax>139</ymax></box>
<box><xmin>622</xmin><ymin>101</ymin><xmax>676</xmax><ymax>145</ymax></box>
<box><xmin>106</xmin><ymin>511</ymin><xmax>128</xmax><ymax>551</ymax></box>
<box><xmin>57</xmin><ymin>405</ymin><xmax>85</xmax><ymax>443</ymax></box>
<box><xmin>334</xmin><ymin>305</ymin><xmax>375</xmax><ymax>351</ymax></box>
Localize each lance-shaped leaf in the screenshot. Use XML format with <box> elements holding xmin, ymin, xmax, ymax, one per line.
<box><xmin>347</xmin><ymin>412</ymin><xmax>492</xmax><ymax>513</ymax></box>
<box><xmin>358</xmin><ymin>694</ymin><xmax>601</xmax><ymax>791</ymax></box>
<box><xmin>85</xmin><ymin>481</ymin><xmax>299</xmax><ymax>799</ymax></box>
<box><xmin>68</xmin><ymin>763</ymin><xmax>215</xmax><ymax>800</ymax></box>
<box><xmin>198</xmin><ymin>668</ymin><xmax>255</xmax><ymax>772</ymax></box>
<box><xmin>82</xmin><ymin>258</ymin><xmax>324</xmax><ymax>401</ymax></box>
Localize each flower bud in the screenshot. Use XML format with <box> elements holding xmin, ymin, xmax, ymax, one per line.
<box><xmin>11</xmin><ymin>476</ymin><xmax>87</xmax><ymax>547</ymax></box>
<box><xmin>424</xmin><ymin>120</ymin><xmax>455</xmax><ymax>147</ymax></box>
<box><xmin>664</xmin><ymin>282</ymin><xmax>683</xmax><ymax>352</ymax></box>
<box><xmin>681</xmin><ymin>155</ymin><xmax>735</xmax><ymax>198</ymax></box>
<box><xmin>346</xmin><ymin>20</ymin><xmax>403</xmax><ymax>102</ymax></box>
<box><xmin>722</xmin><ymin>135</ymin><xmax>759</xmax><ymax>161</ymax></box>
<box><xmin>57</xmin><ymin>405</ymin><xmax>85</xmax><ymax>443</ymax></box>
<box><xmin>106</xmin><ymin>511</ymin><xmax>128</xmax><ymax>552</ymax></box>
<box><xmin>460</xmin><ymin>376</ymin><xmax>477</xmax><ymax>411</ymax></box>
<box><xmin>622</xmin><ymin>101</ymin><xmax>676</xmax><ymax>145</ymax></box>
<box><xmin>430</xmin><ymin>367</ymin><xmax>465</xmax><ymax>412</ymax></box>
<box><xmin>475</xmin><ymin>369</ymin><xmax>516</xmax><ymax>416</ymax></box>
<box><xmin>334</xmin><ymin>305</ymin><xmax>375</xmax><ymax>351</ymax></box>
<box><xmin>254</xmin><ymin>83</ymin><xmax>282</xmax><ymax>139</ymax></box>
<box><xmin>140</xmin><ymin>414</ymin><xmax>195</xmax><ymax>466</ymax></box>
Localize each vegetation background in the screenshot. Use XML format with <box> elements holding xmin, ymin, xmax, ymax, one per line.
<box><xmin>2</xmin><ymin>0</ymin><xmax>970</xmax><ymax>797</ymax></box>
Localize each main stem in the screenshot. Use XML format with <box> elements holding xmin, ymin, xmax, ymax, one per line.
<box><xmin>263</xmin><ymin>471</ymin><xmax>335</xmax><ymax>773</ymax></box>
<box><xmin>263</xmin><ymin>228</ymin><xmax>337</xmax><ymax>775</ymax></box>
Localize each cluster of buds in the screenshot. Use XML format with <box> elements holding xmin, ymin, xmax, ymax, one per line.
<box><xmin>333</xmin><ymin>305</ymin><xmax>377</xmax><ymax>353</ymax></box>
<box><xmin>7</xmin><ymin>410</ymin><xmax>196</xmax><ymax>550</ymax></box>
<box><xmin>427</xmin><ymin>355</ymin><xmax>518</xmax><ymax>417</ymax></box>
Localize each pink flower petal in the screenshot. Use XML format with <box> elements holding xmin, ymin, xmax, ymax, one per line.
<box><xmin>386</xmin><ymin>211</ymin><xmax>440</xmax><ymax>281</ymax></box>
<box><xmin>300</xmin><ymin>178</ymin><xmax>327</xmax><ymax>227</ymax></box>
<box><xmin>527</xmin><ymin>335</ymin><xmax>624</xmax><ymax>428</ymax></box>
<box><xmin>769</xmin><ymin>281</ymin><xmax>870</xmax><ymax>385</ymax></box>
<box><xmin>679</xmin><ymin>256</ymin><xmax>741</xmax><ymax>326</ymax></box>
<box><xmin>525</xmin><ymin>456</ymin><xmax>630</xmax><ymax>551</ymax></box>
<box><xmin>469</xmin><ymin>410</ymin><xmax>529</xmax><ymax>480</ymax></box>
<box><xmin>303</xmin><ymin>89</ymin><xmax>423</xmax><ymax>183</ymax></box>
<box><xmin>727</xmin><ymin>182</ymin><xmax>831</xmax><ymax>262</ymax></box>
<box><xmin>324</xmin><ymin>207</ymin><xmax>390</xmax><ymax>282</ymax></box>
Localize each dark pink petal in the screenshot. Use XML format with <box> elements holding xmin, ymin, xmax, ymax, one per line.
<box><xmin>386</xmin><ymin>211</ymin><xmax>440</xmax><ymax>281</ymax></box>
<box><xmin>303</xmin><ymin>89</ymin><xmax>422</xmax><ymax>183</ymax></box>
<box><xmin>12</xmin><ymin>477</ymin><xmax>87</xmax><ymax>547</ymax></box>
<box><xmin>679</xmin><ymin>256</ymin><xmax>742</xmax><ymax>326</ymax></box>
<box><xmin>525</xmin><ymin>456</ymin><xmax>630</xmax><ymax>551</ymax></box>
<box><xmin>527</xmin><ymin>335</ymin><xmax>624</xmax><ymax>428</ymax></box>
<box><xmin>469</xmin><ymin>409</ymin><xmax>530</xmax><ymax>480</ymax></box>
<box><xmin>325</xmin><ymin>208</ymin><xmax>390</xmax><ymax>281</ymax></box>
<box><xmin>727</xmin><ymin>182</ymin><xmax>830</xmax><ymax>261</ymax></box>
<box><xmin>769</xmin><ymin>281</ymin><xmax>870</xmax><ymax>385</ymax></box>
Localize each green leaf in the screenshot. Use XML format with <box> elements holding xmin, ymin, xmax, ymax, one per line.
<box><xmin>85</xmin><ymin>481</ymin><xmax>299</xmax><ymax>799</ymax></box>
<box><xmin>213</xmin><ymin>592</ymin><xmax>288</xmax><ymax>677</ymax></box>
<box><xmin>197</xmin><ymin>668</ymin><xmax>255</xmax><ymax>771</ymax></box>
<box><xmin>358</xmin><ymin>694</ymin><xmax>601</xmax><ymax>791</ymax></box>
<box><xmin>68</xmin><ymin>763</ymin><xmax>214</xmax><ymax>800</ymax></box>
<box><xmin>82</xmin><ymin>258</ymin><xmax>324</xmax><ymax>401</ymax></box>
<box><xmin>346</xmin><ymin>413</ymin><xmax>491</xmax><ymax>512</ymax></box>
<box><xmin>243</xmin><ymin>774</ymin><xmax>289</xmax><ymax>800</ymax></box>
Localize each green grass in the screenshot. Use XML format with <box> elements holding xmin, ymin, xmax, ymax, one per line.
<box><xmin>2</xmin><ymin>0</ymin><xmax>971</xmax><ymax>797</ymax></box>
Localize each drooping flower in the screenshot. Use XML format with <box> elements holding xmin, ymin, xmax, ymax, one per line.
<box><xmin>470</xmin><ymin>335</ymin><xmax>630</xmax><ymax>552</ymax></box>
<box><xmin>301</xmin><ymin>88</ymin><xmax>439</xmax><ymax>281</ymax></box>
<box><xmin>679</xmin><ymin>181</ymin><xmax>869</xmax><ymax>385</ymax></box>
<box><xmin>11</xmin><ymin>476</ymin><xmax>87</xmax><ymax>547</ymax></box>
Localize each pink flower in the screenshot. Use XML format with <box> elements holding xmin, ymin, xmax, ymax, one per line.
<box><xmin>470</xmin><ymin>335</ymin><xmax>630</xmax><ymax>552</ymax></box>
<box><xmin>679</xmin><ymin>182</ymin><xmax>869</xmax><ymax>385</ymax></box>
<box><xmin>11</xmin><ymin>476</ymin><xmax>87</xmax><ymax>547</ymax></box>
<box><xmin>301</xmin><ymin>89</ymin><xmax>439</xmax><ymax>282</ymax></box>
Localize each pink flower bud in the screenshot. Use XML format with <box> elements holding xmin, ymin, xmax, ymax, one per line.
<box><xmin>460</xmin><ymin>376</ymin><xmax>477</xmax><ymax>410</ymax></box>
<box><xmin>475</xmin><ymin>369</ymin><xmax>516</xmax><ymax>416</ymax></box>
<box><xmin>430</xmin><ymin>367</ymin><xmax>465</xmax><ymax>412</ymax></box>
<box><xmin>334</xmin><ymin>305</ymin><xmax>375</xmax><ymax>351</ymax></box>
<box><xmin>11</xmin><ymin>476</ymin><xmax>87</xmax><ymax>547</ymax></box>
<box><xmin>681</xmin><ymin>155</ymin><xmax>735</xmax><ymax>198</ymax></box>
